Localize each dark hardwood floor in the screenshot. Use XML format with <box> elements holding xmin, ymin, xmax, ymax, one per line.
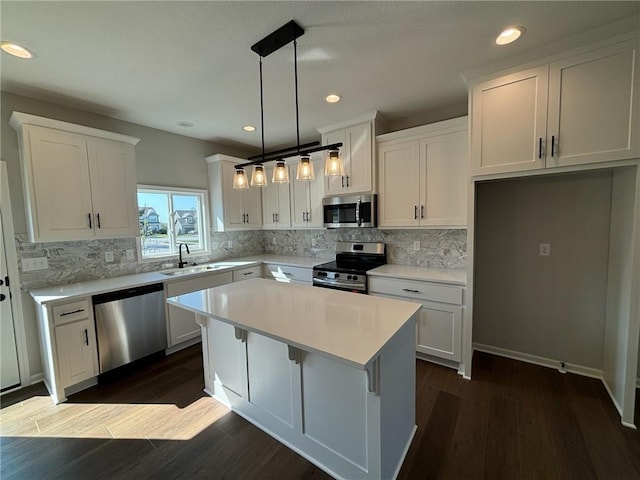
<box><xmin>1</xmin><ymin>345</ymin><xmax>639</xmax><ymax>480</ymax></box>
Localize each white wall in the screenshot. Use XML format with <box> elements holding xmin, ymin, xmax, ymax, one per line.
<box><xmin>473</xmin><ymin>171</ymin><xmax>612</xmax><ymax>369</ymax></box>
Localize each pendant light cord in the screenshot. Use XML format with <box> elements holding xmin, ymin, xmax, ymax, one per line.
<box><xmin>294</xmin><ymin>38</ymin><xmax>300</xmax><ymax>152</ymax></box>
<box><xmin>259</xmin><ymin>56</ymin><xmax>265</xmax><ymax>162</ymax></box>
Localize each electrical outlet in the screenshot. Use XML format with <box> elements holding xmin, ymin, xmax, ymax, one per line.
<box><xmin>413</xmin><ymin>241</ymin><xmax>420</xmax><ymax>251</ymax></box>
<box><xmin>539</xmin><ymin>243</ymin><xmax>551</xmax><ymax>256</ymax></box>
<box><xmin>272</xmin><ymin>237</ymin><xmax>277</xmax><ymax>245</ymax></box>
<box><xmin>125</xmin><ymin>249</ymin><xmax>135</xmax><ymax>261</ymax></box>
<box><xmin>227</xmin><ymin>240</ymin><xmax>233</xmax><ymax>248</ymax></box>
<box><xmin>311</xmin><ymin>238</ymin><xmax>317</xmax><ymax>248</ymax></box>
<box><xmin>105</xmin><ymin>251</ymin><xmax>114</xmax><ymax>263</ymax></box>
<box><xmin>22</xmin><ymin>257</ymin><xmax>48</xmax><ymax>271</ymax></box>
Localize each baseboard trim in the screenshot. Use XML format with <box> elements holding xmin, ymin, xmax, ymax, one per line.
<box><xmin>30</xmin><ymin>373</ymin><xmax>44</xmax><ymax>385</ymax></box>
<box><xmin>601</xmin><ymin>376</ymin><xmax>624</xmax><ymax>418</ymax></box>
<box><xmin>472</xmin><ymin>343</ymin><xmax>603</xmax><ymax>379</ymax></box>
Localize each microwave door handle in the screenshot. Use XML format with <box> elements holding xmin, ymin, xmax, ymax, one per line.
<box><xmin>356</xmin><ymin>198</ymin><xmax>361</xmax><ymax>226</ymax></box>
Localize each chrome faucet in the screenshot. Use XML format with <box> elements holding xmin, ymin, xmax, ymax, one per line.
<box><xmin>178</xmin><ymin>243</ymin><xmax>190</xmax><ymax>268</ymax></box>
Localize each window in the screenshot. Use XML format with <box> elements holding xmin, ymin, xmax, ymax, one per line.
<box><xmin>137</xmin><ymin>185</ymin><xmax>208</xmax><ymax>260</ymax></box>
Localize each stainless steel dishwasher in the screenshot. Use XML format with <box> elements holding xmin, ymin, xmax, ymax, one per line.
<box><xmin>93</xmin><ymin>283</ymin><xmax>166</xmax><ymax>372</ymax></box>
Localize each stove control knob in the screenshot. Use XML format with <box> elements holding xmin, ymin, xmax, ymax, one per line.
<box><xmin>347</xmin><ymin>275</ymin><xmax>352</xmax><ymax>280</ymax></box>
<box><xmin>352</xmin><ymin>275</ymin><xmax>358</xmax><ymax>281</ymax></box>
<box><xmin>320</xmin><ymin>272</ymin><xmax>327</xmax><ymax>277</ymax></box>
<box><xmin>335</xmin><ymin>273</ymin><xmax>340</xmax><ymax>278</ymax></box>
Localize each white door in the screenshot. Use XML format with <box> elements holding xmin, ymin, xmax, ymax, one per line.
<box><xmin>0</xmin><ymin>211</ymin><xmax>20</xmax><ymax>391</ymax></box>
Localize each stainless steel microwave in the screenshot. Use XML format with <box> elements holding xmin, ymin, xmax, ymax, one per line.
<box><xmin>322</xmin><ymin>194</ymin><xmax>377</xmax><ymax>228</ymax></box>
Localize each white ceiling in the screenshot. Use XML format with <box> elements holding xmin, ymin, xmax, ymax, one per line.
<box><xmin>1</xmin><ymin>1</ymin><xmax>639</xmax><ymax>153</ymax></box>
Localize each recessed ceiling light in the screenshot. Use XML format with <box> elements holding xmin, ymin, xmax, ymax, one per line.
<box><xmin>243</xmin><ymin>125</ymin><xmax>256</xmax><ymax>132</ymax></box>
<box><xmin>176</xmin><ymin>121</ymin><xmax>194</xmax><ymax>128</ymax></box>
<box><xmin>325</xmin><ymin>94</ymin><xmax>341</xmax><ymax>104</ymax></box>
<box><xmin>496</xmin><ymin>26</ymin><xmax>525</xmax><ymax>45</ymax></box>
<box><xmin>1</xmin><ymin>41</ymin><xmax>36</xmax><ymax>59</ymax></box>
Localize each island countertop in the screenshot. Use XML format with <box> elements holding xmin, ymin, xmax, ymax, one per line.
<box><xmin>167</xmin><ymin>277</ymin><xmax>421</xmax><ymax>369</ymax></box>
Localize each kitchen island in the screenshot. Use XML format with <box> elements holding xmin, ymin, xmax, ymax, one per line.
<box><xmin>167</xmin><ymin>278</ymin><xmax>420</xmax><ymax>480</ymax></box>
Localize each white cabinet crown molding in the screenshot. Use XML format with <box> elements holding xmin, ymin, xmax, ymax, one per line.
<box><xmin>9</xmin><ymin>112</ymin><xmax>140</xmax><ymax>145</ymax></box>
<box><xmin>376</xmin><ymin>116</ymin><xmax>468</xmax><ymax>144</ymax></box>
<box><xmin>317</xmin><ymin>110</ymin><xmax>389</xmax><ymax>134</ymax></box>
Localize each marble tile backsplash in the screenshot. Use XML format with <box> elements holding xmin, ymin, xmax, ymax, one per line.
<box><xmin>16</xmin><ymin>228</ymin><xmax>466</xmax><ymax>290</ymax></box>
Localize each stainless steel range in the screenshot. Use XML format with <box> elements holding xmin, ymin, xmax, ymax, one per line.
<box><xmin>312</xmin><ymin>241</ymin><xmax>386</xmax><ymax>293</ymax></box>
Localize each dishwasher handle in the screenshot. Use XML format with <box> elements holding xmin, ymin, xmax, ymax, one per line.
<box><xmin>92</xmin><ymin>282</ymin><xmax>164</xmax><ymax>305</ymax></box>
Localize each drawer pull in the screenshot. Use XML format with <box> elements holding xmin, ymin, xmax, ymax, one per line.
<box><xmin>60</xmin><ymin>308</ymin><xmax>85</xmax><ymax>317</ymax></box>
<box><xmin>402</xmin><ymin>288</ymin><xmax>420</xmax><ymax>293</ymax></box>
<box><xmin>283</xmin><ymin>272</ymin><xmax>292</xmax><ymax>276</ymax></box>
<box><xmin>243</xmin><ymin>272</ymin><xmax>254</xmax><ymax>276</ymax></box>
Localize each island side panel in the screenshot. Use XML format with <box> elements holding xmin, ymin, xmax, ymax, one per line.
<box><xmin>379</xmin><ymin>314</ymin><xmax>418</xmax><ymax>480</ymax></box>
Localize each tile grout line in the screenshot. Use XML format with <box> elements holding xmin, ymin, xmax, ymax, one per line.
<box><xmin>35</xmin><ymin>420</ymin><xmax>41</xmax><ymax>433</ymax></box>
<box><xmin>146</xmin><ymin>437</ymin><xmax>158</xmax><ymax>449</ymax></box>
<box><xmin>105</xmin><ymin>425</ymin><xmax>115</xmax><ymax>439</ymax></box>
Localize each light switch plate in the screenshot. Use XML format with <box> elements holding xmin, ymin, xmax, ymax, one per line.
<box><xmin>22</xmin><ymin>257</ymin><xmax>48</xmax><ymax>271</ymax></box>
<box><xmin>125</xmin><ymin>249</ymin><xmax>135</xmax><ymax>261</ymax></box>
<box><xmin>413</xmin><ymin>241</ymin><xmax>420</xmax><ymax>251</ymax></box>
<box><xmin>227</xmin><ymin>240</ymin><xmax>233</xmax><ymax>248</ymax></box>
<box><xmin>105</xmin><ymin>251</ymin><xmax>115</xmax><ymax>263</ymax></box>
<box><xmin>539</xmin><ymin>243</ymin><xmax>551</xmax><ymax>256</ymax></box>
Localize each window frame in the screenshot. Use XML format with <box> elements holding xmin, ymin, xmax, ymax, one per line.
<box><xmin>136</xmin><ymin>184</ymin><xmax>210</xmax><ymax>263</ymax></box>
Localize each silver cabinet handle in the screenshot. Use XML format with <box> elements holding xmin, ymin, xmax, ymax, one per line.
<box><xmin>275</xmin><ymin>213</ymin><xmax>279</xmax><ymax>222</ymax></box>
<box><xmin>60</xmin><ymin>308</ymin><xmax>85</xmax><ymax>317</ymax></box>
<box><xmin>246</xmin><ymin>213</ymin><xmax>249</xmax><ymax>223</ymax></box>
<box><xmin>283</xmin><ymin>272</ymin><xmax>292</xmax><ymax>276</ymax></box>
<box><xmin>346</xmin><ymin>175</ymin><xmax>349</xmax><ymax>188</ymax></box>
<box><xmin>341</xmin><ymin>176</ymin><xmax>345</xmax><ymax>188</ymax></box>
<box><xmin>551</xmin><ymin>135</ymin><xmax>556</xmax><ymax>157</ymax></box>
<box><xmin>96</xmin><ymin>213</ymin><xmax>101</xmax><ymax>229</ymax></box>
<box><xmin>421</xmin><ymin>205</ymin><xmax>424</xmax><ymax>219</ymax></box>
<box><xmin>538</xmin><ymin>137</ymin><xmax>543</xmax><ymax>159</ymax></box>
<box><xmin>83</xmin><ymin>328</ymin><xmax>89</xmax><ymax>346</ymax></box>
<box><xmin>414</xmin><ymin>206</ymin><xmax>417</xmax><ymax>220</ymax></box>
<box><xmin>402</xmin><ymin>288</ymin><xmax>420</xmax><ymax>293</ymax></box>
<box><xmin>87</xmin><ymin>213</ymin><xmax>92</xmax><ymax>229</ymax></box>
<box><xmin>243</xmin><ymin>271</ymin><xmax>254</xmax><ymax>276</ymax></box>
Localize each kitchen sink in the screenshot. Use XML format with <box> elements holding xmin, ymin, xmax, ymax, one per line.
<box><xmin>160</xmin><ymin>264</ymin><xmax>228</xmax><ymax>277</ymax></box>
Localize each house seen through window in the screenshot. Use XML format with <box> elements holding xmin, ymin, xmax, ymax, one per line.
<box><xmin>137</xmin><ymin>185</ymin><xmax>208</xmax><ymax>260</ymax></box>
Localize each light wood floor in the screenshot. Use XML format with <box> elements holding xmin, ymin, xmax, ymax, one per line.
<box><xmin>1</xmin><ymin>345</ymin><xmax>639</xmax><ymax>479</ymax></box>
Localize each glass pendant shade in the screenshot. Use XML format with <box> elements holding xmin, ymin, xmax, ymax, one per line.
<box><xmin>272</xmin><ymin>161</ymin><xmax>290</xmax><ymax>183</ymax></box>
<box><xmin>296</xmin><ymin>155</ymin><xmax>315</xmax><ymax>181</ymax></box>
<box><xmin>233</xmin><ymin>168</ymin><xmax>249</xmax><ymax>189</ymax></box>
<box><xmin>250</xmin><ymin>164</ymin><xmax>268</xmax><ymax>187</ymax></box>
<box><xmin>324</xmin><ymin>149</ymin><xmax>344</xmax><ymax>176</ymax></box>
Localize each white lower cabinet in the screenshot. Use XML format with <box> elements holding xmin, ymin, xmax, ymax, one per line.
<box><xmin>165</xmin><ymin>271</ymin><xmax>233</xmax><ymax>348</ymax></box>
<box><xmin>232</xmin><ymin>265</ymin><xmax>261</xmax><ymax>282</ymax></box>
<box><xmin>35</xmin><ymin>298</ymin><xmax>99</xmax><ymax>404</ymax></box>
<box><xmin>262</xmin><ymin>263</ymin><xmax>312</xmax><ymax>285</ymax></box>
<box><xmin>369</xmin><ymin>275</ymin><xmax>464</xmax><ymax>364</ymax></box>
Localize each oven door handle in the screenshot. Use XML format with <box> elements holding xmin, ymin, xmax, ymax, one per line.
<box><xmin>355</xmin><ymin>198</ymin><xmax>361</xmax><ymax>227</ymax></box>
<box><xmin>313</xmin><ymin>277</ymin><xmax>365</xmax><ymax>290</ymax></box>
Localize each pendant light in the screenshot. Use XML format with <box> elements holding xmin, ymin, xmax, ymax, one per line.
<box><xmin>296</xmin><ymin>155</ymin><xmax>315</xmax><ymax>181</ymax></box>
<box><xmin>272</xmin><ymin>160</ymin><xmax>290</xmax><ymax>183</ymax></box>
<box><xmin>230</xmin><ymin>21</ymin><xmax>343</xmax><ymax>189</ymax></box>
<box><xmin>324</xmin><ymin>149</ymin><xmax>344</xmax><ymax>176</ymax></box>
<box><xmin>250</xmin><ymin>164</ymin><xmax>268</xmax><ymax>187</ymax></box>
<box><xmin>233</xmin><ymin>167</ymin><xmax>249</xmax><ymax>189</ymax></box>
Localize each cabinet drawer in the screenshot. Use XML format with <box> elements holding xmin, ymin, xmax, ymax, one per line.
<box><xmin>368</xmin><ymin>277</ymin><xmax>463</xmax><ymax>305</ymax></box>
<box><xmin>262</xmin><ymin>264</ymin><xmax>312</xmax><ymax>284</ymax></box>
<box><xmin>52</xmin><ymin>300</ymin><xmax>90</xmax><ymax>325</ymax></box>
<box><xmin>233</xmin><ymin>266</ymin><xmax>262</xmax><ymax>282</ymax></box>
<box><xmin>166</xmin><ymin>271</ymin><xmax>233</xmax><ymax>296</ymax></box>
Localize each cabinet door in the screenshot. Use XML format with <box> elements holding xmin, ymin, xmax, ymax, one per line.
<box><xmin>87</xmin><ymin>138</ymin><xmax>138</xmax><ymax>238</ymax></box>
<box><xmin>307</xmin><ymin>160</ymin><xmax>325</xmax><ymax>227</ymax></box>
<box><xmin>470</xmin><ymin>66</ymin><xmax>549</xmax><ymax>176</ymax></box>
<box><xmin>206</xmin><ymin>319</ymin><xmax>248</xmax><ymax>407</ymax></box>
<box><xmin>166</xmin><ymin>272</ymin><xmax>232</xmax><ymax>347</ymax></box>
<box><xmin>290</xmin><ymin>164</ymin><xmax>309</xmax><ymax>228</ymax></box>
<box><xmin>55</xmin><ymin>319</ymin><xmax>98</xmax><ymax>388</ymax></box>
<box><xmin>242</xmin><ymin>187</ymin><xmax>263</xmax><ymax>229</ymax></box>
<box><xmin>344</xmin><ymin>123</ymin><xmax>373</xmax><ymax>194</ymax></box>
<box><xmin>547</xmin><ymin>41</ymin><xmax>640</xmax><ymax>168</ymax></box>
<box><xmin>25</xmin><ymin>126</ymin><xmax>94</xmax><ymax>241</ymax></box>
<box><xmin>378</xmin><ymin>141</ymin><xmax>421</xmax><ymax>227</ymax></box>
<box><xmin>417</xmin><ymin>302</ymin><xmax>462</xmax><ymax>362</ymax></box>
<box><xmin>221</xmin><ymin>162</ymin><xmax>246</xmax><ymax>229</ymax></box>
<box><xmin>421</xmin><ymin>131</ymin><xmax>468</xmax><ymax>227</ymax></box>
<box><xmin>324</xmin><ymin>129</ymin><xmax>347</xmax><ymax>195</ymax></box>
<box><xmin>262</xmin><ymin>170</ymin><xmax>279</xmax><ymax>229</ymax></box>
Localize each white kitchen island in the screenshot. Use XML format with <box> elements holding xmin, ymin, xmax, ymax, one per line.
<box><xmin>167</xmin><ymin>278</ymin><xmax>420</xmax><ymax>480</ymax></box>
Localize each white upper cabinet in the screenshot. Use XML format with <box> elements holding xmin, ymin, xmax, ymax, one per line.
<box><xmin>319</xmin><ymin>111</ymin><xmax>386</xmax><ymax>196</ymax></box>
<box><xmin>377</xmin><ymin>117</ymin><xmax>468</xmax><ymax>228</ymax></box>
<box><xmin>470</xmin><ymin>39</ymin><xmax>639</xmax><ymax>176</ymax></box>
<box><xmin>290</xmin><ymin>158</ymin><xmax>324</xmax><ymax>228</ymax></box>
<box><xmin>207</xmin><ymin>154</ymin><xmax>263</xmax><ymax>231</ymax></box>
<box><xmin>261</xmin><ymin>166</ymin><xmax>292</xmax><ymax>229</ymax></box>
<box><xmin>10</xmin><ymin>113</ymin><xmax>140</xmax><ymax>242</ymax></box>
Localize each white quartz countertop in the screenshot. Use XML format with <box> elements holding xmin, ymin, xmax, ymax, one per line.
<box><xmin>29</xmin><ymin>255</ymin><xmax>325</xmax><ymax>306</ymax></box>
<box><xmin>367</xmin><ymin>265</ymin><xmax>467</xmax><ymax>285</ymax></box>
<box><xmin>167</xmin><ymin>278</ymin><xmax>421</xmax><ymax>369</ymax></box>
